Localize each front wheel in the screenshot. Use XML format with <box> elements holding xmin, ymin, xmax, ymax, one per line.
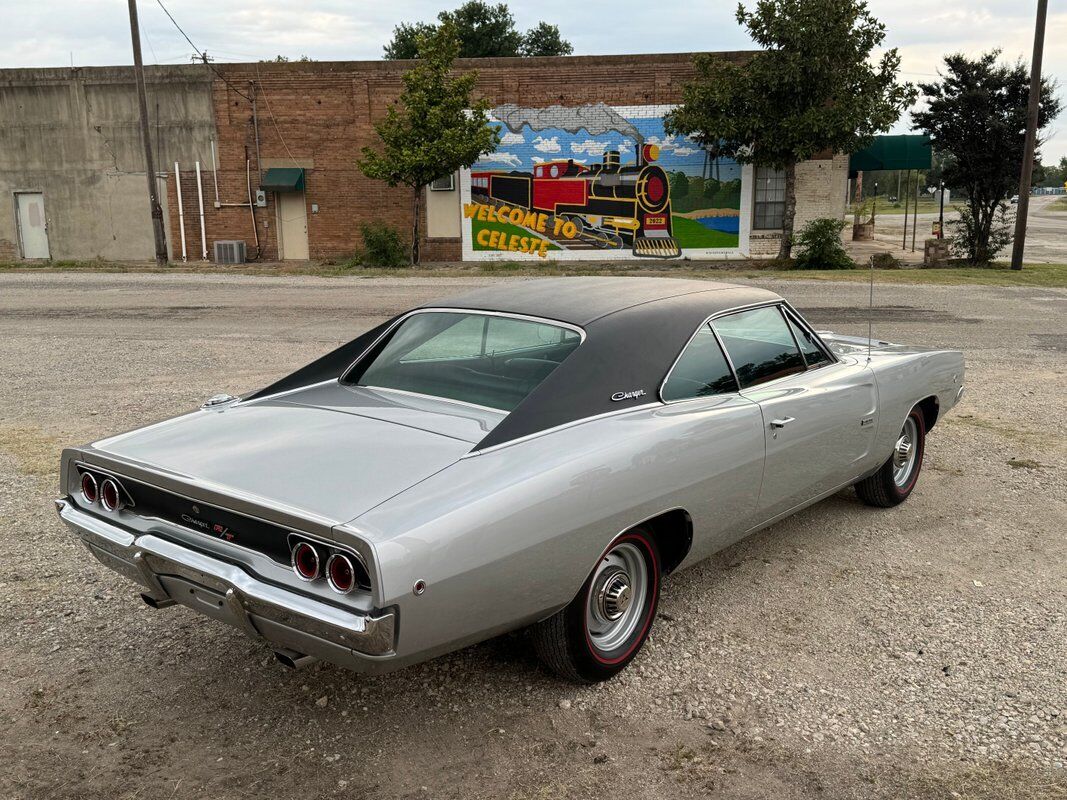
<box><xmin>531</xmin><ymin>529</ymin><xmax>660</xmax><ymax>683</ymax></box>
<box><xmin>855</xmin><ymin>407</ymin><xmax>926</xmax><ymax>507</ymax></box>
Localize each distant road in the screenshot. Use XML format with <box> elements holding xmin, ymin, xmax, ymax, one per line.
<box><xmin>870</xmin><ymin>194</ymin><xmax>1066</xmax><ymax>264</ymax></box>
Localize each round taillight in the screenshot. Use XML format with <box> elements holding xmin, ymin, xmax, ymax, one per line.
<box><xmin>326</xmin><ymin>553</ymin><xmax>355</xmax><ymax>595</ymax></box>
<box><xmin>80</xmin><ymin>472</ymin><xmax>98</xmax><ymax>505</ymax></box>
<box><xmin>291</xmin><ymin>541</ymin><xmax>320</xmax><ymax>582</ymax></box>
<box><xmin>100</xmin><ymin>478</ymin><xmax>123</xmax><ymax>512</ymax></box>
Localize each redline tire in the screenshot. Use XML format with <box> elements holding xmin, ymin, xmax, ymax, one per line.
<box><xmin>532</xmin><ymin>528</ymin><xmax>661</xmax><ymax>683</ymax></box>
<box><xmin>856</xmin><ymin>407</ymin><xmax>926</xmax><ymax>508</ymax></box>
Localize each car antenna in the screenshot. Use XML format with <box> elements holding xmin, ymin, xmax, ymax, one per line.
<box><xmin>867</xmin><ymin>253</ymin><xmax>875</xmax><ymax>364</ymax></box>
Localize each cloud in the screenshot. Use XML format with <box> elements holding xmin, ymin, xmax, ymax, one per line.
<box><xmin>570</xmin><ymin>139</ymin><xmax>609</xmax><ymax>156</ymax></box>
<box><xmin>479</xmin><ymin>152</ymin><xmax>522</xmax><ymax>168</ymax></box>
<box><xmin>532</xmin><ymin>135</ymin><xmax>561</xmax><ymax>153</ymax></box>
<box><xmin>499</xmin><ymin>130</ymin><xmax>525</xmax><ymax>146</ymax></box>
<box><xmin>672</xmin><ymin>146</ymin><xmax>699</xmax><ymax>157</ymax></box>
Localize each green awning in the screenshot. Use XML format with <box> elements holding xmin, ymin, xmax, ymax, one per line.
<box><xmin>849</xmin><ymin>135</ymin><xmax>931</xmax><ymax>176</ymax></box>
<box><xmin>260</xmin><ymin>167</ymin><xmax>305</xmax><ymax>192</ymax></box>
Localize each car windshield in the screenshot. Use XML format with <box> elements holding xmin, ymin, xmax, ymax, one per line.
<box><xmin>343</xmin><ymin>312</ymin><xmax>582</xmax><ymax>411</ymax></box>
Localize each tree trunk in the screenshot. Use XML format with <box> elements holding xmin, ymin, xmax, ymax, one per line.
<box><xmin>777</xmin><ymin>160</ymin><xmax>798</xmax><ymax>260</ymax></box>
<box><xmin>411</xmin><ymin>185</ymin><xmax>421</xmax><ymax>266</ymax></box>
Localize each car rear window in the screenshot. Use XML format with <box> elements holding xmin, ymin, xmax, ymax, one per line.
<box><xmin>343</xmin><ymin>312</ymin><xmax>582</xmax><ymax>411</ymax></box>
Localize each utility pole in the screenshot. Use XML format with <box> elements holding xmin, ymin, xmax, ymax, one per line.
<box><xmin>1010</xmin><ymin>0</ymin><xmax>1048</xmax><ymax>271</ymax></box>
<box><xmin>128</xmin><ymin>0</ymin><xmax>168</xmax><ymax>266</ymax></box>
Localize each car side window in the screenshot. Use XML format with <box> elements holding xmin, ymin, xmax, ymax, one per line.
<box><xmin>785</xmin><ymin>312</ymin><xmax>831</xmax><ymax>369</ymax></box>
<box><xmin>662</xmin><ymin>324</ymin><xmax>739</xmax><ymax>401</ymax></box>
<box><xmin>712</xmin><ymin>306</ymin><xmax>806</xmax><ymax>389</ymax></box>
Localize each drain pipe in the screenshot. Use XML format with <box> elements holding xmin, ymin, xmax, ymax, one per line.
<box><xmin>210</xmin><ymin>138</ymin><xmax>220</xmax><ymax>207</ymax></box>
<box><xmin>174</xmin><ymin>162</ymin><xmax>187</xmax><ymax>262</ymax></box>
<box><xmin>195</xmin><ymin>161</ymin><xmax>208</xmax><ymax>260</ymax></box>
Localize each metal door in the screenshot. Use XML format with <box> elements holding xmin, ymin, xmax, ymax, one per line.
<box><xmin>743</xmin><ymin>361</ymin><xmax>877</xmax><ymax>522</ymax></box>
<box><xmin>16</xmin><ymin>192</ymin><xmax>50</xmax><ymax>259</ymax></box>
<box><xmin>277</xmin><ymin>192</ymin><xmax>309</xmax><ymax>260</ymax></box>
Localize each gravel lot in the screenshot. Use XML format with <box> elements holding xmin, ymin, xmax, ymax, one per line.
<box><xmin>1</xmin><ymin>273</ymin><xmax>1064</xmax><ymax>799</ymax></box>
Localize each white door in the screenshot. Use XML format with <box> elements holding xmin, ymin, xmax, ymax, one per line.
<box><xmin>16</xmin><ymin>192</ymin><xmax>50</xmax><ymax>259</ymax></box>
<box><xmin>277</xmin><ymin>192</ymin><xmax>309</xmax><ymax>260</ymax></box>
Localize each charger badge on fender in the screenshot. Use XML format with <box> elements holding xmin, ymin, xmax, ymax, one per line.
<box><xmin>611</xmin><ymin>389</ymin><xmax>647</xmax><ymax>402</ymax></box>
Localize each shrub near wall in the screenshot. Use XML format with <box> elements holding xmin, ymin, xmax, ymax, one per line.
<box><xmin>792</xmin><ymin>217</ymin><xmax>855</xmax><ymax>270</ymax></box>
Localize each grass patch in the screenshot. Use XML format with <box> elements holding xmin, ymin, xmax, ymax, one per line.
<box><xmin>1049</xmin><ymin>196</ymin><xmax>1067</xmax><ymax>212</ymax></box>
<box><xmin>670</xmin><ymin>216</ymin><xmax>739</xmax><ymax>249</ymax></box>
<box><xmin>1007</xmin><ymin>458</ymin><xmax>1043</xmax><ymax>470</ymax></box>
<box><xmin>0</xmin><ymin>425</ymin><xmax>62</xmax><ymax>477</ymax></box>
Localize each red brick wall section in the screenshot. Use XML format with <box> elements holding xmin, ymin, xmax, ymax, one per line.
<box><xmin>164</xmin><ymin>53</ymin><xmax>751</xmax><ymax>263</ymax></box>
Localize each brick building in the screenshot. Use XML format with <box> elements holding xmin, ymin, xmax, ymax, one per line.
<box><xmin>0</xmin><ymin>54</ymin><xmax>848</xmax><ymax>264</ymax></box>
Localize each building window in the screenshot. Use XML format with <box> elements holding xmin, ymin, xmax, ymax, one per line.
<box><xmin>429</xmin><ymin>173</ymin><xmax>455</xmax><ymax>191</ymax></box>
<box><xmin>753</xmin><ymin>166</ymin><xmax>786</xmax><ymax>230</ymax></box>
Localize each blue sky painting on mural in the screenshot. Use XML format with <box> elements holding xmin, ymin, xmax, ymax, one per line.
<box><xmin>465</xmin><ymin>103</ymin><xmax>744</xmax><ymax>260</ymax></box>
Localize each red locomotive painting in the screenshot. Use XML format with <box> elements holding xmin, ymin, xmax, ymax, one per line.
<box><xmin>470</xmin><ymin>104</ymin><xmax>683</xmax><ymax>258</ymax></box>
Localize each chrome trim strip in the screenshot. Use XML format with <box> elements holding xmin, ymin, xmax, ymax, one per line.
<box><xmin>56</xmin><ymin>499</ymin><xmax>395</xmax><ymax>657</ymax></box>
<box><xmin>337</xmin><ymin>307</ymin><xmax>587</xmax><ymax>386</ymax></box>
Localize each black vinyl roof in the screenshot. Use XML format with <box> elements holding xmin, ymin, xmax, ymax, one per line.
<box><xmin>249</xmin><ymin>277</ymin><xmax>782</xmax><ymax>450</ymax></box>
<box><xmin>425</xmin><ymin>277</ymin><xmax>774</xmax><ymax>326</ymax></box>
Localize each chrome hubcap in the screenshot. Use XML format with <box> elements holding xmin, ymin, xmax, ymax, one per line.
<box><xmin>587</xmin><ymin>542</ymin><xmax>648</xmax><ymax>652</ymax></box>
<box><xmin>892</xmin><ymin>417</ymin><xmax>919</xmax><ymax>487</ymax></box>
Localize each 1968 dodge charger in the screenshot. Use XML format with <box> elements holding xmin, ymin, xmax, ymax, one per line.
<box><xmin>57</xmin><ymin>278</ymin><xmax>964</xmax><ymax>682</ymax></box>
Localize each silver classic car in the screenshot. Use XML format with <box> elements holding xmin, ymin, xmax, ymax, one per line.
<box><xmin>57</xmin><ymin>278</ymin><xmax>965</xmax><ymax>682</ymax></box>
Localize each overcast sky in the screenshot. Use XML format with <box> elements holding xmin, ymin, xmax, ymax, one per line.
<box><xmin>6</xmin><ymin>0</ymin><xmax>1065</xmax><ymax>161</ymax></box>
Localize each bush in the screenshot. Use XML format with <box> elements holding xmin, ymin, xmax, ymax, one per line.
<box><xmin>792</xmin><ymin>217</ymin><xmax>855</xmax><ymax>270</ymax></box>
<box><xmin>950</xmin><ymin>203</ymin><xmax>1013</xmax><ymax>264</ymax></box>
<box><xmin>358</xmin><ymin>222</ymin><xmax>407</xmax><ymax>267</ymax></box>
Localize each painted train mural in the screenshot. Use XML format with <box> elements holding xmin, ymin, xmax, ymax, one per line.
<box><xmin>463</xmin><ymin>103</ymin><xmax>742</xmax><ymax>260</ymax></box>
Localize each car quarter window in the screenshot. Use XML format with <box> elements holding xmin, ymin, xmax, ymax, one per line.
<box><xmin>345</xmin><ymin>312</ymin><xmax>581</xmax><ymax>411</ymax></box>
<box><xmin>662</xmin><ymin>324</ymin><xmax>739</xmax><ymax>401</ymax></box>
<box><xmin>785</xmin><ymin>311</ymin><xmax>832</xmax><ymax>368</ymax></box>
<box><xmin>712</xmin><ymin>305</ymin><xmax>806</xmax><ymax>389</ymax></box>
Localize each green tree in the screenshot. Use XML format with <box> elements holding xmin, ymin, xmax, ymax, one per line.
<box><xmin>912</xmin><ymin>52</ymin><xmax>1061</xmax><ymax>263</ymax></box>
<box><xmin>670</xmin><ymin>171</ymin><xmax>690</xmax><ymax>199</ymax></box>
<box><xmin>359</xmin><ymin>22</ymin><xmax>500</xmax><ymax>264</ymax></box>
<box><xmin>1036</xmin><ymin>156</ymin><xmax>1067</xmax><ymax>188</ymax></box>
<box><xmin>665</xmin><ymin>0</ymin><xmax>915</xmax><ymax>259</ymax></box>
<box><xmin>520</xmin><ymin>22</ymin><xmax>573</xmax><ymax>57</ymax></box>
<box><xmin>383</xmin><ymin>2</ymin><xmax>572</xmax><ymax>59</ymax></box>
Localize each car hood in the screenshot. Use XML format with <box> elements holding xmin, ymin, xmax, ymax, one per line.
<box><xmin>92</xmin><ymin>383</ymin><xmax>504</xmax><ymax>524</ymax></box>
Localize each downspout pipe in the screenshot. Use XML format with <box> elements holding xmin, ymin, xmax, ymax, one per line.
<box><xmin>195</xmin><ymin>161</ymin><xmax>208</xmax><ymax>261</ymax></box>
<box><xmin>210</xmin><ymin>138</ymin><xmax>220</xmax><ymax>207</ymax></box>
<box><xmin>174</xmin><ymin>162</ymin><xmax>187</xmax><ymax>262</ymax></box>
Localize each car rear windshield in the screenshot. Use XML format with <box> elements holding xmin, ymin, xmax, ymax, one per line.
<box><xmin>342</xmin><ymin>312</ymin><xmax>582</xmax><ymax>411</ymax></box>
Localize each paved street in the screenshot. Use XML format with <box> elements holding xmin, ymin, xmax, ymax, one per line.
<box><xmin>1</xmin><ymin>274</ymin><xmax>1064</xmax><ymax>799</ymax></box>
<box><xmin>868</xmin><ymin>194</ymin><xmax>1067</xmax><ymax>263</ymax></box>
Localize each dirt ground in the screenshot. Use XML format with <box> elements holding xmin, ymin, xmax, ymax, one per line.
<box><xmin>1</xmin><ymin>273</ymin><xmax>1064</xmax><ymax>800</ymax></box>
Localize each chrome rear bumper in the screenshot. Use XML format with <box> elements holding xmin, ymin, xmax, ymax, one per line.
<box><xmin>55</xmin><ymin>499</ymin><xmax>396</xmax><ymax>669</ymax></box>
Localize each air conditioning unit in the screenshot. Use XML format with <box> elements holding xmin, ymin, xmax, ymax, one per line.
<box><xmin>213</xmin><ymin>240</ymin><xmax>246</xmax><ymax>264</ymax></box>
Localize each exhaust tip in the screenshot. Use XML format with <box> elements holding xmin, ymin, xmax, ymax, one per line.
<box><xmin>274</xmin><ymin>648</ymin><xmax>317</xmax><ymax>670</ymax></box>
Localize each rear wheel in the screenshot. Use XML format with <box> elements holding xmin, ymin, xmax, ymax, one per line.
<box><xmin>531</xmin><ymin>529</ymin><xmax>660</xmax><ymax>683</ymax></box>
<box><xmin>855</xmin><ymin>407</ymin><xmax>926</xmax><ymax>507</ymax></box>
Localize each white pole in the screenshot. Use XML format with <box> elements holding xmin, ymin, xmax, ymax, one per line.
<box><xmin>174</xmin><ymin>162</ymin><xmax>187</xmax><ymax>262</ymax></box>
<box><xmin>210</xmin><ymin>138</ymin><xmax>220</xmax><ymax>206</ymax></box>
<box><xmin>195</xmin><ymin>161</ymin><xmax>208</xmax><ymax>260</ymax></box>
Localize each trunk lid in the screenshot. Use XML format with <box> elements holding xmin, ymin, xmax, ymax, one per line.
<box><xmin>93</xmin><ymin>382</ymin><xmax>504</xmax><ymax>523</ymax></box>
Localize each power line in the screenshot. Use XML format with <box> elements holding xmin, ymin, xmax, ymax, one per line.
<box><xmin>254</xmin><ymin>62</ymin><xmax>301</xmax><ymax>168</ymax></box>
<box><xmin>153</xmin><ymin>0</ymin><xmax>252</xmax><ymax>101</ymax></box>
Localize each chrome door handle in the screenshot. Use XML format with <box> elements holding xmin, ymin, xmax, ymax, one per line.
<box><xmin>770</xmin><ymin>417</ymin><xmax>796</xmax><ymax>429</ymax></box>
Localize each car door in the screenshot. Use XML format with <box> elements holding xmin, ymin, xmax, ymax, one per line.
<box><xmin>658</xmin><ymin>321</ymin><xmax>766</xmax><ymax>557</ymax></box>
<box><xmin>712</xmin><ymin>304</ymin><xmax>877</xmax><ymax>524</ymax></box>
